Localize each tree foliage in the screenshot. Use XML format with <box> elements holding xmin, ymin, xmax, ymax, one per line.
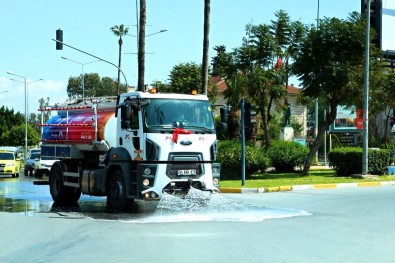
<box><xmin>211</xmin><ymin>10</ymin><xmax>306</xmax><ymax>148</ymax></box>
<box><xmin>292</xmin><ymin>12</ymin><xmax>381</xmax><ymax>174</ymax></box>
<box><xmin>66</xmin><ymin>73</ymin><xmax>124</xmax><ymax>98</ymax></box>
<box><xmin>0</xmin><ymin>106</ymin><xmax>24</xmax><ymax>145</ymax></box>
<box><xmin>168</xmin><ymin>62</ymin><xmax>202</xmax><ymax>94</ymax></box>
<box><xmin>1</xmin><ymin>124</ymin><xmax>39</xmax><ymax>147</ymax></box>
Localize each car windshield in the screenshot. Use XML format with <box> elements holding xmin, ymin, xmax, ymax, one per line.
<box><xmin>29</xmin><ymin>153</ymin><xmax>40</xmax><ymax>160</ymax></box>
<box><xmin>143</xmin><ymin>98</ymin><xmax>215</xmax><ymax>130</ymax></box>
<box><xmin>0</xmin><ymin>152</ymin><xmax>14</xmax><ymax>160</ymax></box>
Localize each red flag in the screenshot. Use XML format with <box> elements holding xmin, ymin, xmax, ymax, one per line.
<box><xmin>172</xmin><ymin>128</ymin><xmax>192</xmax><ymax>143</ymax></box>
<box><xmin>274</xmin><ymin>57</ymin><xmax>283</xmax><ymax>70</ymax></box>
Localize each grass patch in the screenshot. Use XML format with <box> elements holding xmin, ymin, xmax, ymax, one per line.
<box><xmin>220</xmin><ymin>169</ymin><xmax>395</xmax><ymax>188</ymax></box>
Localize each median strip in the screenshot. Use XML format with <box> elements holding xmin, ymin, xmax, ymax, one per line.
<box><xmin>219</xmin><ymin>181</ymin><xmax>395</xmax><ymax>193</ymax></box>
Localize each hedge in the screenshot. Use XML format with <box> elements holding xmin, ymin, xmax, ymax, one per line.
<box><xmin>217</xmin><ymin>140</ymin><xmax>270</xmax><ymax>179</ymax></box>
<box><xmin>327</xmin><ymin>147</ymin><xmax>392</xmax><ymax>176</ymax></box>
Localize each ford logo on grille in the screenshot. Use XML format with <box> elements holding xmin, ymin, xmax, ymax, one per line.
<box><xmin>180</xmin><ymin>140</ymin><xmax>192</xmax><ymax>146</ymax></box>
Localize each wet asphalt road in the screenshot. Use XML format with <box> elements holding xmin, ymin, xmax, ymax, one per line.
<box><xmin>2</xmin><ymin>171</ymin><xmax>395</xmax><ymax>262</ymax></box>
<box><xmin>0</xmin><ymin>173</ymin><xmax>162</xmax><ymax>221</ymax></box>
<box><xmin>0</xmin><ymin>172</ymin><xmax>306</xmax><ymax>221</ymax></box>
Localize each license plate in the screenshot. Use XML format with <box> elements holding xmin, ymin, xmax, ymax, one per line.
<box><xmin>177</xmin><ymin>169</ymin><xmax>197</xmax><ymax>176</ymax></box>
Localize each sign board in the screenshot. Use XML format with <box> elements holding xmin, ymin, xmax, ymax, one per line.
<box><xmin>330</xmin><ymin>105</ymin><xmax>363</xmax><ymax>133</ymax></box>
<box><xmin>293</xmin><ymin>138</ymin><xmax>306</xmax><ymax>147</ymax></box>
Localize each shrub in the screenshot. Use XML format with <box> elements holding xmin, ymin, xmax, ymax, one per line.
<box><xmin>328</xmin><ymin>147</ymin><xmax>392</xmax><ymax>176</ymax></box>
<box><xmin>217</xmin><ymin>140</ymin><xmax>270</xmax><ymax>180</ymax></box>
<box><xmin>327</xmin><ymin>147</ymin><xmax>362</xmax><ymax>176</ymax></box>
<box><xmin>267</xmin><ymin>140</ymin><xmax>308</xmax><ymax>173</ymax></box>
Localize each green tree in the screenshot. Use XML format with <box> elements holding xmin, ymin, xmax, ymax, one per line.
<box><xmin>211</xmin><ymin>45</ymin><xmax>243</xmax><ymax>140</ymax></box>
<box><xmin>0</xmin><ymin>106</ymin><xmax>24</xmax><ymax>145</ymax></box>
<box><xmin>66</xmin><ymin>73</ymin><xmax>122</xmax><ymax>98</ymax></box>
<box><xmin>1</xmin><ymin>124</ymin><xmax>39</xmax><ymax>147</ymax></box>
<box><xmin>292</xmin><ymin>12</ymin><xmax>380</xmax><ymax>174</ymax></box>
<box><xmin>110</xmin><ymin>24</ymin><xmax>129</xmax><ymax>94</ymax></box>
<box><xmin>369</xmin><ymin>69</ymin><xmax>395</xmax><ymax>147</ymax></box>
<box><xmin>29</xmin><ymin>97</ymin><xmax>51</xmax><ymax>135</ymax></box>
<box><xmin>151</xmin><ymin>80</ymin><xmax>171</xmax><ymax>93</ymax></box>
<box><xmin>168</xmin><ymin>62</ymin><xmax>202</xmax><ymax>94</ymax></box>
<box><xmin>210</xmin><ymin>12</ymin><xmax>305</xmax><ymax>148</ymax></box>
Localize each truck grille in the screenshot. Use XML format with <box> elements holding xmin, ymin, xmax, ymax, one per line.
<box><xmin>166</xmin><ymin>153</ymin><xmax>204</xmax><ymax>179</ymax></box>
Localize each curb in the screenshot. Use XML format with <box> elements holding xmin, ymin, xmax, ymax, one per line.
<box><xmin>219</xmin><ymin>181</ymin><xmax>395</xmax><ymax>193</ymax></box>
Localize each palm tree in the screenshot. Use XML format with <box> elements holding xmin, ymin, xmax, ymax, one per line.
<box><xmin>110</xmin><ymin>24</ymin><xmax>129</xmax><ymax>94</ymax></box>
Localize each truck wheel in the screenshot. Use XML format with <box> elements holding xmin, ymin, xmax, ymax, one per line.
<box><xmin>107</xmin><ymin>170</ymin><xmax>127</xmax><ymax>212</ymax></box>
<box><xmin>65</xmin><ymin>186</ymin><xmax>81</xmax><ymax>203</ymax></box>
<box><xmin>50</xmin><ymin>165</ymin><xmax>66</xmax><ymax>203</ymax></box>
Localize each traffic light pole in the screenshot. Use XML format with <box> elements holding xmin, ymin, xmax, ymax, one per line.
<box><xmin>52</xmin><ymin>38</ymin><xmax>128</xmax><ymax>87</ymax></box>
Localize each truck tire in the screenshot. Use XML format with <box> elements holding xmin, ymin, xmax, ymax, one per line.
<box><xmin>107</xmin><ymin>170</ymin><xmax>127</xmax><ymax>212</ymax></box>
<box><xmin>50</xmin><ymin>165</ymin><xmax>81</xmax><ymax>204</ymax></box>
<box><xmin>65</xmin><ymin>186</ymin><xmax>81</xmax><ymax>203</ymax></box>
<box><xmin>50</xmin><ymin>165</ymin><xmax>66</xmax><ymax>203</ymax></box>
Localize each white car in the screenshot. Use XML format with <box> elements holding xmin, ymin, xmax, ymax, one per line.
<box><xmin>34</xmin><ymin>156</ymin><xmax>58</xmax><ymax>177</ymax></box>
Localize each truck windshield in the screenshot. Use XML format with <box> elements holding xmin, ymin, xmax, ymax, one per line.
<box><xmin>144</xmin><ymin>99</ymin><xmax>215</xmax><ymax>131</ymax></box>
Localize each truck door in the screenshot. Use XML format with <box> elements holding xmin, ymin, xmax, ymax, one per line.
<box><xmin>120</xmin><ymin>99</ymin><xmax>143</xmax><ymax>160</ymax></box>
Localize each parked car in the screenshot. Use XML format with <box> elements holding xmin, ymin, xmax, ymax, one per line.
<box><xmin>34</xmin><ymin>156</ymin><xmax>58</xmax><ymax>177</ymax></box>
<box><xmin>24</xmin><ymin>152</ymin><xmax>41</xmax><ymax>176</ymax></box>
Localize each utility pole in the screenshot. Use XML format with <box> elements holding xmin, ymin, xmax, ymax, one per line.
<box><xmin>137</xmin><ymin>0</ymin><xmax>146</xmax><ymax>91</ymax></box>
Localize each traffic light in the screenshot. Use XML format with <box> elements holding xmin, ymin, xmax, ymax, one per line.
<box><xmin>56</xmin><ymin>29</ymin><xmax>63</xmax><ymax>50</ymax></box>
<box><xmin>361</xmin><ymin>0</ymin><xmax>382</xmax><ymax>48</ymax></box>
<box><xmin>244</xmin><ymin>102</ymin><xmax>256</xmax><ymax>126</ymax></box>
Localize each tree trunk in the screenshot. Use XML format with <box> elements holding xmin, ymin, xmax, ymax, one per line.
<box><xmin>227</xmin><ymin>110</ymin><xmax>240</xmax><ymax>139</ymax></box>
<box><xmin>201</xmin><ymin>0</ymin><xmax>210</xmax><ymax>95</ymax></box>
<box><xmin>137</xmin><ymin>0</ymin><xmax>146</xmax><ymax>91</ymax></box>
<box><xmin>261</xmin><ymin>107</ymin><xmax>270</xmax><ymax>151</ymax></box>
<box><xmin>302</xmin><ymin>106</ymin><xmax>337</xmax><ymax>175</ymax></box>
<box><xmin>117</xmin><ymin>37</ymin><xmax>122</xmax><ymax>94</ymax></box>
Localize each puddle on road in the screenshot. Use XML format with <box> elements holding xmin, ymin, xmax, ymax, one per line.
<box><xmin>90</xmin><ymin>188</ymin><xmax>312</xmax><ymax>223</ymax></box>
<box><xmin>0</xmin><ymin>179</ymin><xmax>311</xmax><ymax>222</ymax></box>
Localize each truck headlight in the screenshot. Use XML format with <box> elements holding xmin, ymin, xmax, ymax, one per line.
<box><xmin>5</xmin><ymin>163</ymin><xmax>14</xmax><ymax>167</ymax></box>
<box><xmin>143</xmin><ymin>178</ymin><xmax>150</xmax><ymax>186</ymax></box>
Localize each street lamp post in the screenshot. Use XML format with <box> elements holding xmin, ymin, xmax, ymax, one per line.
<box><xmin>125</xmin><ymin>29</ymin><xmax>168</xmax><ymax>87</ymax></box>
<box><xmin>61</xmin><ymin>57</ymin><xmax>100</xmax><ymax>99</ymax></box>
<box><xmin>10</xmin><ymin>78</ymin><xmax>43</xmax><ymax>119</ymax></box>
<box><xmin>6</xmin><ymin>71</ymin><xmax>41</xmax><ymax>159</ymax></box>
<box><xmin>126</xmin><ymin>29</ymin><xmax>168</xmax><ymax>39</ymax></box>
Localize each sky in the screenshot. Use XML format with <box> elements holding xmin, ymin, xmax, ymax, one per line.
<box><xmin>0</xmin><ymin>0</ymin><xmax>361</xmax><ymax>115</ymax></box>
